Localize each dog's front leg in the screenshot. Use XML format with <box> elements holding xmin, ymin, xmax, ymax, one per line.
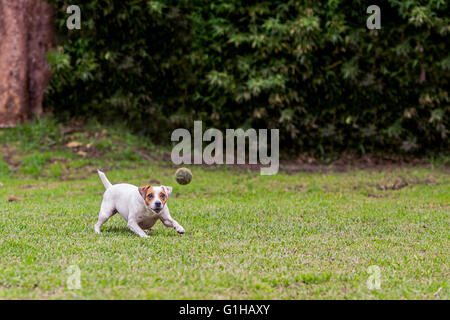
<box><xmin>127</xmin><ymin>219</ymin><xmax>149</xmax><ymax>238</ymax></box>
<box><xmin>160</xmin><ymin>211</ymin><xmax>185</xmax><ymax>234</ymax></box>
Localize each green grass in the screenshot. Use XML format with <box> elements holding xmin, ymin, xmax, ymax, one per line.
<box><xmin>0</xmin><ymin>165</ymin><xmax>448</xmax><ymax>299</ymax></box>
<box><xmin>0</xmin><ymin>118</ymin><xmax>448</xmax><ymax>299</ymax></box>
<box><xmin>0</xmin><ymin>158</ymin><xmax>12</xmax><ymax>178</ymax></box>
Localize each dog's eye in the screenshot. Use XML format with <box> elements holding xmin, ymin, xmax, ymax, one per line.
<box><xmin>160</xmin><ymin>194</ymin><xmax>165</xmax><ymax>199</ymax></box>
<box><xmin>147</xmin><ymin>194</ymin><xmax>153</xmax><ymax>199</ymax></box>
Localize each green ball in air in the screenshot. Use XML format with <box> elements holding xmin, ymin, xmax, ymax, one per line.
<box><xmin>175</xmin><ymin>168</ymin><xmax>192</xmax><ymax>185</ymax></box>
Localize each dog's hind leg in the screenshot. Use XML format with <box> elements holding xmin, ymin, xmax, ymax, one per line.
<box><xmin>94</xmin><ymin>201</ymin><xmax>116</xmax><ymax>234</ymax></box>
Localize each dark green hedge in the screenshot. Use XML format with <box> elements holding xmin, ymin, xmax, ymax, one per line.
<box><xmin>45</xmin><ymin>0</ymin><xmax>449</xmax><ymax>156</ymax></box>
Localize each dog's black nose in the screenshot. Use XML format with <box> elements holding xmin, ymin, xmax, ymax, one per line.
<box><xmin>155</xmin><ymin>201</ymin><xmax>161</xmax><ymax>208</ymax></box>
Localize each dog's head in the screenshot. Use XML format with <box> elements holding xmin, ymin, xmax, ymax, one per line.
<box><xmin>138</xmin><ymin>185</ymin><xmax>173</xmax><ymax>213</ymax></box>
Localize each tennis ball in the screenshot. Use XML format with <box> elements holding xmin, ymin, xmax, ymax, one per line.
<box><xmin>175</xmin><ymin>168</ymin><xmax>192</xmax><ymax>185</ymax></box>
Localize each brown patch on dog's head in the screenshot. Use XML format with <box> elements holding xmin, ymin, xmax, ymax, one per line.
<box><xmin>161</xmin><ymin>186</ymin><xmax>172</xmax><ymax>204</ymax></box>
<box><xmin>159</xmin><ymin>188</ymin><xmax>168</xmax><ymax>205</ymax></box>
<box><xmin>138</xmin><ymin>185</ymin><xmax>154</xmax><ymax>206</ymax></box>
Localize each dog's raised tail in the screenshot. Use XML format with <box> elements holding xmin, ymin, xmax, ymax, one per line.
<box><xmin>97</xmin><ymin>169</ymin><xmax>112</xmax><ymax>189</ymax></box>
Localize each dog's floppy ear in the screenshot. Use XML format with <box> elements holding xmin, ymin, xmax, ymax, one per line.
<box><xmin>138</xmin><ymin>186</ymin><xmax>150</xmax><ymax>199</ymax></box>
<box><xmin>162</xmin><ymin>186</ymin><xmax>173</xmax><ymax>197</ymax></box>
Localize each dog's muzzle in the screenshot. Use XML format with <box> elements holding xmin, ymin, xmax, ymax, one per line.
<box><xmin>152</xmin><ymin>201</ymin><xmax>163</xmax><ymax>213</ymax></box>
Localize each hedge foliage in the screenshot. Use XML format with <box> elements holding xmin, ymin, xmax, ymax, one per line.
<box><xmin>45</xmin><ymin>0</ymin><xmax>449</xmax><ymax>156</ymax></box>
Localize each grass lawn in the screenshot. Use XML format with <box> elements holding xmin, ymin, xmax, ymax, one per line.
<box><xmin>0</xmin><ymin>118</ymin><xmax>448</xmax><ymax>299</ymax></box>
<box><xmin>0</xmin><ymin>165</ymin><xmax>448</xmax><ymax>299</ymax></box>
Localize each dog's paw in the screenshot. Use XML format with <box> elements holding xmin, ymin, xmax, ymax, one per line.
<box><xmin>176</xmin><ymin>226</ymin><xmax>185</xmax><ymax>234</ymax></box>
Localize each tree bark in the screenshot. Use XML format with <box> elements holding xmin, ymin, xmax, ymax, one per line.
<box><xmin>0</xmin><ymin>0</ymin><xmax>54</xmax><ymax>127</ymax></box>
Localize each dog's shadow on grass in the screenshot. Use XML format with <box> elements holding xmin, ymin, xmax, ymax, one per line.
<box><xmin>102</xmin><ymin>226</ymin><xmax>179</xmax><ymax>238</ymax></box>
<box><xmin>101</xmin><ymin>226</ymin><xmax>131</xmax><ymax>236</ymax></box>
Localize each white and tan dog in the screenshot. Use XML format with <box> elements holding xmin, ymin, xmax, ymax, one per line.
<box><xmin>95</xmin><ymin>170</ymin><xmax>185</xmax><ymax>238</ymax></box>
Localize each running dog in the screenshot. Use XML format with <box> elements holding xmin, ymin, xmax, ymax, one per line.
<box><xmin>94</xmin><ymin>170</ymin><xmax>185</xmax><ymax>238</ymax></box>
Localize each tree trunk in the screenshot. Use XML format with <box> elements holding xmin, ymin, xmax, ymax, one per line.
<box><xmin>0</xmin><ymin>0</ymin><xmax>54</xmax><ymax>128</ymax></box>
